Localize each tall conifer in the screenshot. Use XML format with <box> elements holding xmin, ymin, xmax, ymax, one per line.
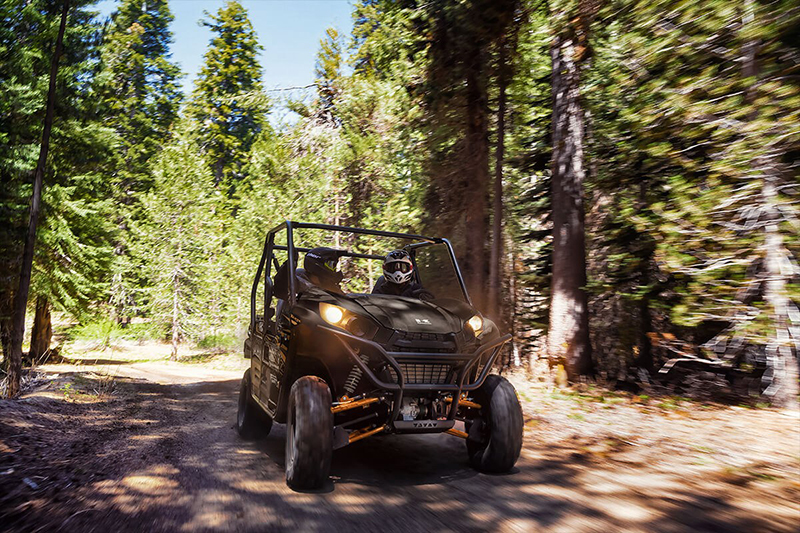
<box><xmin>1</xmin><ymin>0</ymin><xmax>115</xmax><ymax>380</ymax></box>
<box><xmin>97</xmin><ymin>0</ymin><xmax>182</xmax><ymax>322</ymax></box>
<box><xmin>98</xmin><ymin>0</ymin><xmax>182</xmax><ymax>192</ymax></box>
<box><xmin>188</xmin><ymin>0</ymin><xmax>266</xmax><ymax>191</ymax></box>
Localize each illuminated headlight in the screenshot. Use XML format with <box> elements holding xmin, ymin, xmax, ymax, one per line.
<box><xmin>320</xmin><ymin>302</ymin><xmax>345</xmax><ymax>325</ymax></box>
<box><xmin>467</xmin><ymin>315</ymin><xmax>483</xmax><ymax>335</ymax></box>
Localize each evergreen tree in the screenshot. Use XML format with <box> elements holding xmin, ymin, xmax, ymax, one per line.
<box><xmin>1</xmin><ymin>0</ymin><xmax>115</xmax><ymax>377</ymax></box>
<box><xmin>503</xmin><ymin>1</ymin><xmax>553</xmax><ymax>369</ymax></box>
<box><xmin>188</xmin><ymin>0</ymin><xmax>266</xmax><ymax>191</ymax></box>
<box><xmin>315</xmin><ymin>27</ymin><xmax>342</xmax><ymax>124</ymax></box>
<box><xmin>97</xmin><ymin>0</ymin><xmax>182</xmax><ymax>194</ymax></box>
<box><xmin>546</xmin><ymin>0</ymin><xmax>599</xmax><ymax>382</ymax></box>
<box><xmin>96</xmin><ymin>0</ymin><xmax>182</xmax><ymax>323</ymax></box>
<box><xmin>138</xmin><ymin>122</ymin><xmax>218</xmax><ymax>360</ymax></box>
<box><xmin>420</xmin><ymin>0</ymin><xmax>518</xmax><ymax>312</ymax></box>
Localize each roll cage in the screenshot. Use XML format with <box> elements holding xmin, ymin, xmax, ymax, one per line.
<box><xmin>249</xmin><ymin>221</ymin><xmax>473</xmax><ymax>327</ymax></box>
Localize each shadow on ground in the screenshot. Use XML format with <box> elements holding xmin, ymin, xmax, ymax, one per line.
<box><xmin>1</xmin><ymin>374</ymin><xmax>797</xmax><ymax>532</ymax></box>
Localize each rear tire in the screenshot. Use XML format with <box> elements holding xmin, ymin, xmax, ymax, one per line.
<box><xmin>236</xmin><ymin>369</ymin><xmax>273</xmax><ymax>439</ymax></box>
<box><xmin>285</xmin><ymin>376</ymin><xmax>333</xmax><ymax>490</ymax></box>
<box><xmin>466</xmin><ymin>375</ymin><xmax>523</xmax><ymax>473</ymax></box>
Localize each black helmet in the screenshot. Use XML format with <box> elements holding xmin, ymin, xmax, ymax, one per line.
<box><xmin>304</xmin><ymin>247</ymin><xmax>344</xmax><ymax>286</ymax></box>
<box><xmin>383</xmin><ymin>249</ymin><xmax>414</xmax><ymax>285</ymax></box>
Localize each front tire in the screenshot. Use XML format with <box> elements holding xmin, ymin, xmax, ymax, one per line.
<box><xmin>285</xmin><ymin>376</ymin><xmax>333</xmax><ymax>490</ymax></box>
<box><xmin>466</xmin><ymin>375</ymin><xmax>523</xmax><ymax>473</ymax></box>
<box><xmin>236</xmin><ymin>369</ymin><xmax>273</xmax><ymax>439</ymax></box>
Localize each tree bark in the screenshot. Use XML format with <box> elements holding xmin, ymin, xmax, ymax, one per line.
<box><xmin>29</xmin><ymin>296</ymin><xmax>52</xmax><ymax>363</ymax></box>
<box><xmin>634</xmin><ymin>178</ymin><xmax>654</xmax><ymax>373</ymax></box>
<box><xmin>760</xmin><ymin>172</ymin><xmax>798</xmax><ymax>408</ymax></box>
<box><xmin>740</xmin><ymin>0</ymin><xmax>798</xmax><ymax>408</ymax></box>
<box><xmin>547</xmin><ymin>31</ymin><xmax>593</xmax><ymax>381</ymax></box>
<box><xmin>463</xmin><ymin>38</ymin><xmax>490</xmax><ymax>312</ymax></box>
<box><xmin>489</xmin><ymin>36</ymin><xmax>509</xmax><ymax>327</ymax></box>
<box><xmin>6</xmin><ymin>0</ymin><xmax>69</xmax><ymax>397</ymax></box>
<box><xmin>171</xmin><ymin>267</ymin><xmax>179</xmax><ymax>361</ymax></box>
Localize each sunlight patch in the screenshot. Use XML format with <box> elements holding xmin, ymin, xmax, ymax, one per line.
<box><xmin>122</xmin><ymin>474</ymin><xmax>179</xmax><ymax>494</ymax></box>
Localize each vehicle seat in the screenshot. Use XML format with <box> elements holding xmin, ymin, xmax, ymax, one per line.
<box><xmin>273</xmin><ymin>261</ymin><xmax>292</xmax><ymax>301</ymax></box>
<box><xmin>273</xmin><ymin>249</ymin><xmax>301</xmax><ymax>299</ymax></box>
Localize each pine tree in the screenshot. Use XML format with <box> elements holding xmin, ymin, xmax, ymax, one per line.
<box><xmin>504</xmin><ymin>2</ymin><xmax>553</xmax><ymax>370</ymax></box>
<box><xmin>188</xmin><ymin>0</ymin><xmax>266</xmax><ymax>192</ymax></box>
<box><xmin>545</xmin><ymin>0</ymin><xmax>599</xmax><ymax>382</ymax></box>
<box><xmin>315</xmin><ymin>27</ymin><xmax>342</xmax><ymax>124</ymax></box>
<box><xmin>138</xmin><ymin>122</ymin><xmax>218</xmax><ymax>360</ymax></box>
<box><xmin>623</xmin><ymin>0</ymin><xmax>799</xmax><ymax>405</ymax></box>
<box><xmin>1</xmin><ymin>0</ymin><xmax>116</xmax><ymax>382</ymax></box>
<box><xmin>98</xmin><ymin>0</ymin><xmax>182</xmax><ymax>194</ymax></box>
<box><xmin>96</xmin><ymin>0</ymin><xmax>182</xmax><ymax>323</ymax></box>
<box><xmin>420</xmin><ymin>0</ymin><xmax>518</xmax><ymax>312</ymax></box>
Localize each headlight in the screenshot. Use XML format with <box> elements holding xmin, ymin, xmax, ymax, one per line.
<box><xmin>319</xmin><ymin>302</ymin><xmax>377</xmax><ymax>339</ymax></box>
<box><xmin>467</xmin><ymin>314</ymin><xmax>483</xmax><ymax>335</ymax></box>
<box><xmin>320</xmin><ymin>302</ymin><xmax>345</xmax><ymax>325</ymax></box>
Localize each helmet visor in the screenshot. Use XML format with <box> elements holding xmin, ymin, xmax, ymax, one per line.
<box><xmin>385</xmin><ymin>261</ymin><xmax>411</xmax><ymax>273</ymax></box>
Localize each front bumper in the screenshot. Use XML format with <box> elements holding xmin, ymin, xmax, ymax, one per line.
<box><xmin>320</xmin><ymin>324</ymin><xmax>511</xmax><ymax>422</ymax></box>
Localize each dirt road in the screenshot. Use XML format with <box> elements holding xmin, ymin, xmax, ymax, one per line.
<box><xmin>1</xmin><ymin>361</ymin><xmax>798</xmax><ymax>532</ymax></box>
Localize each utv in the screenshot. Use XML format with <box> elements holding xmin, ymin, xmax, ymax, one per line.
<box><xmin>237</xmin><ymin>221</ymin><xmax>523</xmax><ymax>490</ymax></box>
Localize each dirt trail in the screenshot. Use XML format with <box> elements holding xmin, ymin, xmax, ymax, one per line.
<box><xmin>1</xmin><ymin>361</ymin><xmax>798</xmax><ymax>532</ymax></box>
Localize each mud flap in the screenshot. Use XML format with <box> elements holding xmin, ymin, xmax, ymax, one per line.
<box><xmin>333</xmin><ymin>426</ymin><xmax>350</xmax><ymax>450</ymax></box>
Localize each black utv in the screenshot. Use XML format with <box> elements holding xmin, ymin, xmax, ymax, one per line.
<box><xmin>237</xmin><ymin>221</ymin><xmax>523</xmax><ymax>490</ymax></box>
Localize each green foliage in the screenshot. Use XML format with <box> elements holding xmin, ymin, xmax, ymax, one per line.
<box><xmin>68</xmin><ymin>318</ymin><xmax>160</xmax><ymax>346</ymax></box>
<box><xmin>583</xmin><ymin>0</ymin><xmax>800</xmax><ymax>382</ymax></box>
<box><xmin>197</xmin><ymin>333</ymin><xmax>239</xmax><ymax>351</ymax></box>
<box><xmin>136</xmin><ymin>121</ymin><xmax>221</xmax><ymax>344</ymax></box>
<box><xmin>1</xmin><ymin>0</ymin><xmax>796</xmax><ymax>398</ymax></box>
<box><xmin>315</xmin><ymin>27</ymin><xmax>342</xmax><ymax>119</ymax></box>
<box><xmin>95</xmin><ymin>0</ymin><xmax>183</xmax><ymax>324</ymax></box>
<box><xmin>188</xmin><ymin>0</ymin><xmax>267</xmax><ymax>191</ymax></box>
<box><xmin>1</xmin><ymin>0</ymin><xmax>117</xmax><ymax>334</ymax></box>
<box><xmin>97</xmin><ymin>0</ymin><xmax>182</xmax><ymax>192</ymax></box>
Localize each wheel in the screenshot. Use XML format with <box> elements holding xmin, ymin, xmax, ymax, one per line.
<box><xmin>466</xmin><ymin>375</ymin><xmax>523</xmax><ymax>473</ymax></box>
<box><xmin>236</xmin><ymin>369</ymin><xmax>273</xmax><ymax>439</ymax></box>
<box><xmin>285</xmin><ymin>375</ymin><xmax>333</xmax><ymax>490</ymax></box>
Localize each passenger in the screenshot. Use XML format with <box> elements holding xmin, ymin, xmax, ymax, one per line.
<box><xmin>298</xmin><ymin>247</ymin><xmax>345</xmax><ymax>294</ymax></box>
<box><xmin>372</xmin><ymin>250</ymin><xmax>434</xmax><ymax>300</ymax></box>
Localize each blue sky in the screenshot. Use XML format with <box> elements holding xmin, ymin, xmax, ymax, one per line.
<box><xmin>96</xmin><ymin>0</ymin><xmax>354</xmax><ymax>99</ymax></box>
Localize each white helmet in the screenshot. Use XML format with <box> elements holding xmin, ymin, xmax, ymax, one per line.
<box><xmin>383</xmin><ymin>250</ymin><xmax>414</xmax><ymax>284</ymax></box>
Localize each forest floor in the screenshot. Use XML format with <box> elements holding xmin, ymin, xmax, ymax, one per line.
<box><xmin>1</xmin><ymin>342</ymin><xmax>799</xmax><ymax>532</ymax></box>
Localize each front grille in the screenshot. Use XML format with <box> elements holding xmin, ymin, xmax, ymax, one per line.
<box><xmin>395</xmin><ymin>363</ymin><xmax>453</xmax><ymax>385</ymax></box>
<box><xmin>391</xmin><ymin>331</ymin><xmax>457</xmax><ymax>353</ymax></box>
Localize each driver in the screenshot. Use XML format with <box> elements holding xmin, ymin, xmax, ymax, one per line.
<box><xmin>298</xmin><ymin>247</ymin><xmax>344</xmax><ymax>294</ymax></box>
<box><xmin>372</xmin><ymin>250</ymin><xmax>433</xmax><ymax>300</ymax></box>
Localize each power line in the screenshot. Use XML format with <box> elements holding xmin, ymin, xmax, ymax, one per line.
<box><xmin>265</xmin><ymin>83</ymin><xmax>317</xmax><ymax>93</ymax></box>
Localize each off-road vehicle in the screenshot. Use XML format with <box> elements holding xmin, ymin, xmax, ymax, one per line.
<box><xmin>237</xmin><ymin>221</ymin><xmax>523</xmax><ymax>489</ymax></box>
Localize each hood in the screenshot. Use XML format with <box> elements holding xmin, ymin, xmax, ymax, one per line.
<box><xmin>349</xmin><ymin>294</ymin><xmax>473</xmax><ymax>333</ymax></box>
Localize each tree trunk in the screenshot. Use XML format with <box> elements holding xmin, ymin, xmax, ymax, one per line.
<box><xmin>29</xmin><ymin>296</ymin><xmax>52</xmax><ymax>363</ymax></box>
<box><xmin>463</xmin><ymin>38</ymin><xmax>490</xmax><ymax>312</ymax></box>
<box><xmin>1</xmin><ymin>315</ymin><xmax>11</xmax><ymax>371</ymax></box>
<box><xmin>171</xmin><ymin>267</ymin><xmax>179</xmax><ymax>361</ymax></box>
<box><xmin>489</xmin><ymin>37</ymin><xmax>509</xmax><ymax>327</ymax></box>
<box><xmin>740</xmin><ymin>0</ymin><xmax>798</xmax><ymax>408</ymax></box>
<box><xmin>760</xmin><ymin>174</ymin><xmax>798</xmax><ymax>408</ymax></box>
<box><xmin>6</xmin><ymin>0</ymin><xmax>69</xmax><ymax>398</ymax></box>
<box><xmin>547</xmin><ymin>31</ymin><xmax>593</xmax><ymax>381</ymax></box>
<box><xmin>634</xmin><ymin>179</ymin><xmax>654</xmax><ymax>373</ymax></box>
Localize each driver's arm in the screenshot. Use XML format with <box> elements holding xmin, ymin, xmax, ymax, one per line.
<box><xmin>371</xmin><ymin>276</ymin><xmax>388</xmax><ymax>294</ymax></box>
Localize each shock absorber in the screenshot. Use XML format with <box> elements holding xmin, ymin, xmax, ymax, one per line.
<box><xmin>343</xmin><ymin>354</ymin><xmax>370</xmax><ymax>396</ymax></box>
